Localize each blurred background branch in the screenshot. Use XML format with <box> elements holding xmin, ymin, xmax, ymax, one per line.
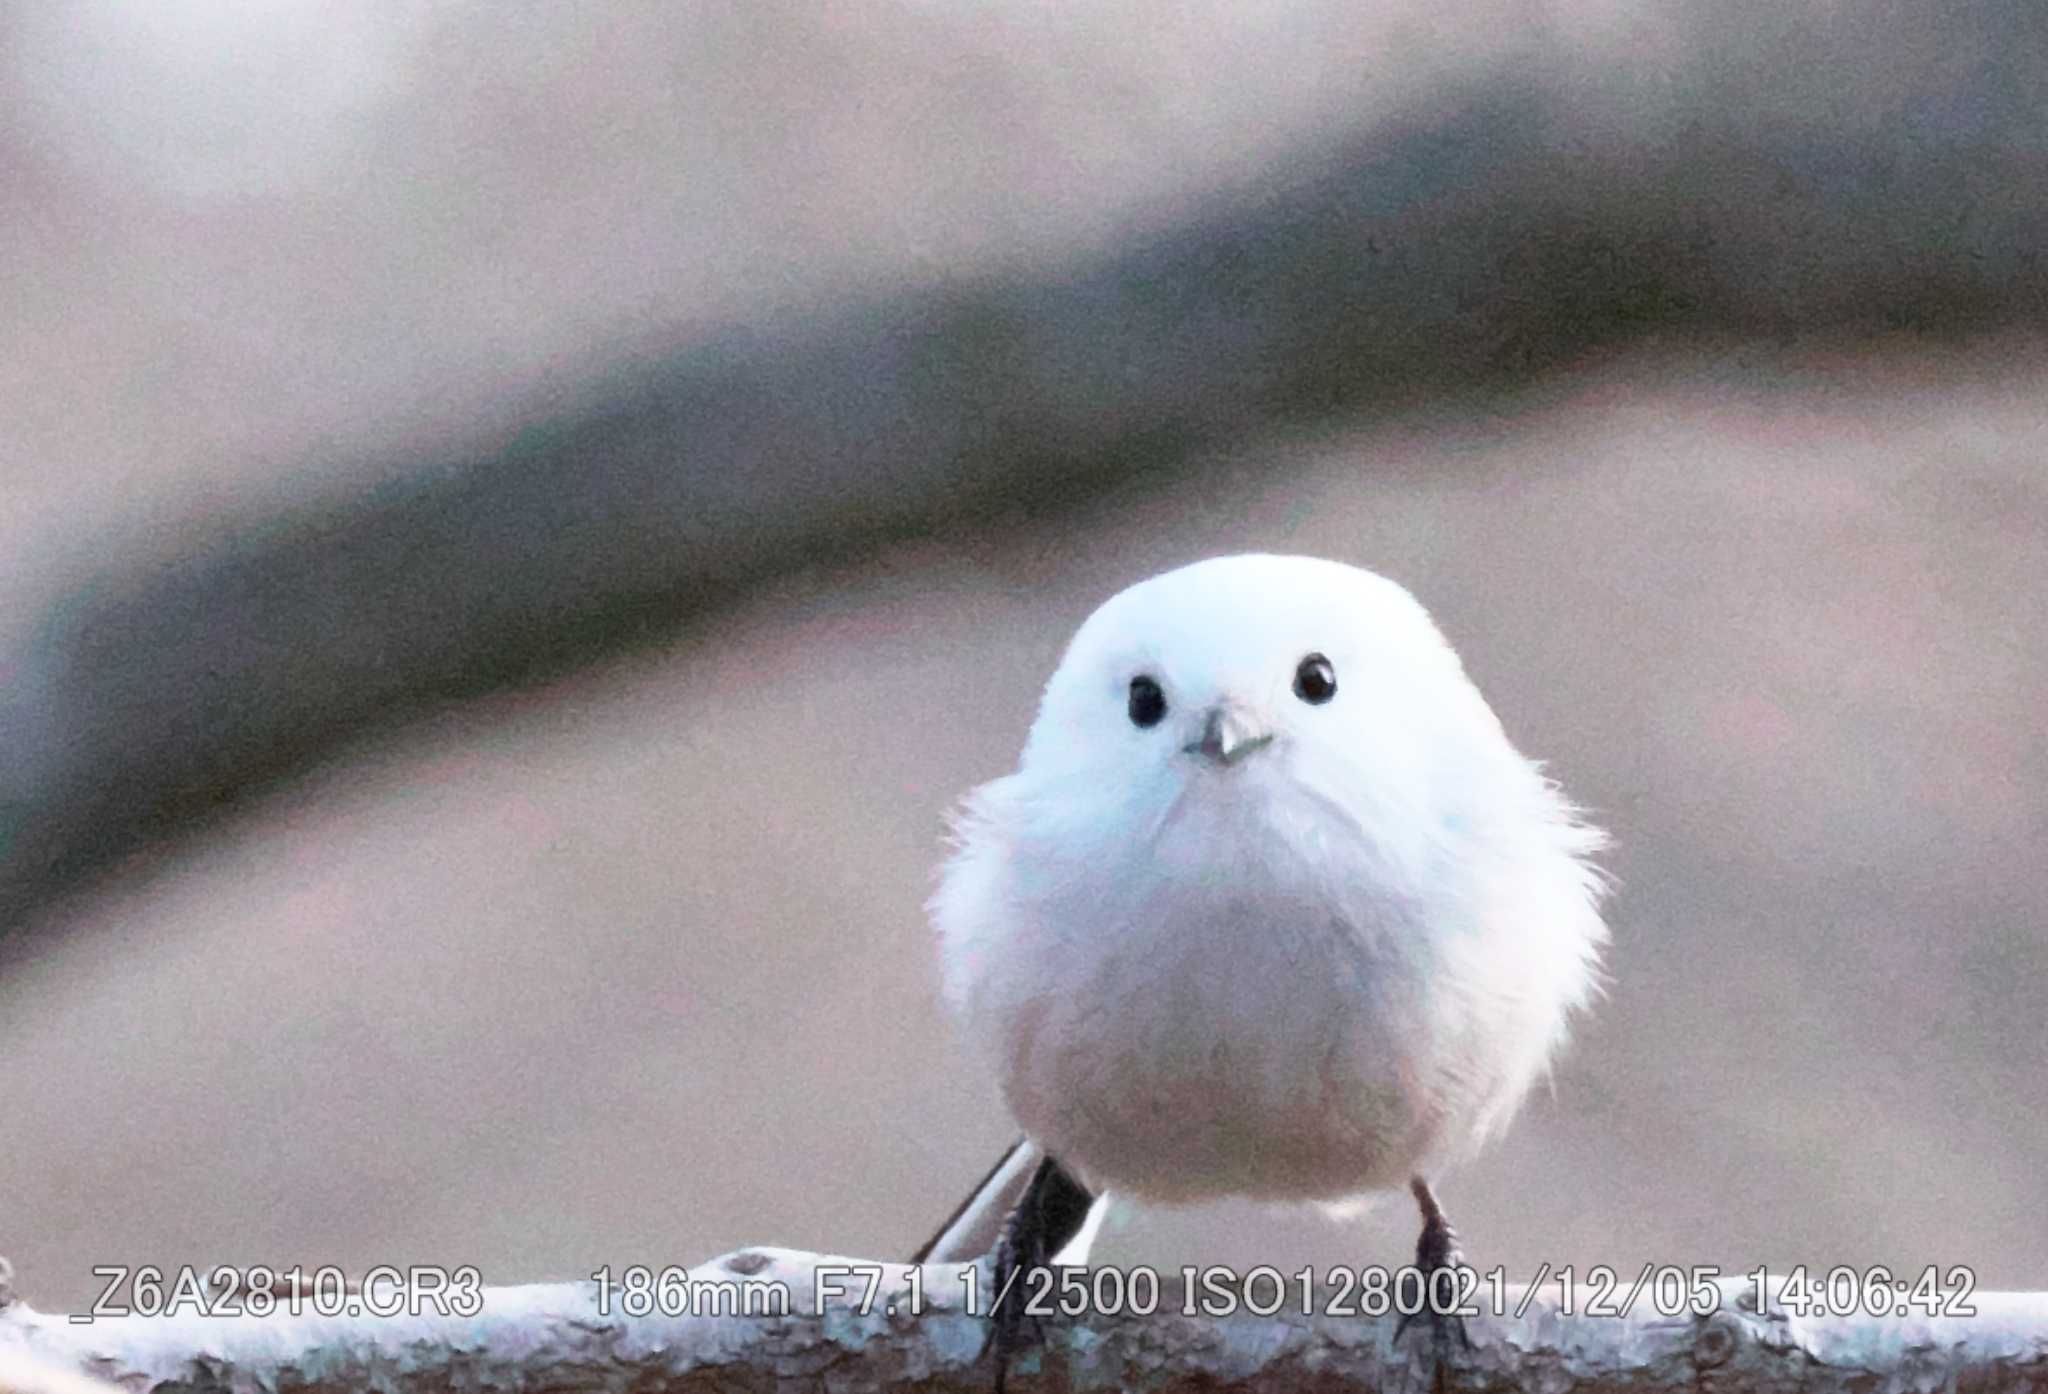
<box><xmin>5</xmin><ymin>0</ymin><xmax>2046</xmax><ymax>929</ymax></box>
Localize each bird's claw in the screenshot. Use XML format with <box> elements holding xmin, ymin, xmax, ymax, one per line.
<box><xmin>1393</xmin><ymin>1291</ymin><xmax>1475</xmax><ymax>1353</ymax></box>
<box><xmin>1396</xmin><ymin>1180</ymin><xmax>1477</xmax><ymax>1366</ymax></box>
<box><xmin>985</xmin><ymin>1157</ymin><xmax>1094</xmax><ymax>1394</ymax></box>
<box><xmin>987</xmin><ymin>1235</ymin><xmax>1053</xmax><ymax>1394</ymax></box>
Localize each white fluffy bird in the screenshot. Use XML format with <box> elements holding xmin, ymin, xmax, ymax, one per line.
<box><xmin>915</xmin><ymin>554</ymin><xmax>1609</xmax><ymax>1364</ymax></box>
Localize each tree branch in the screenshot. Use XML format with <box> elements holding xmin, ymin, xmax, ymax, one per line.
<box><xmin>3</xmin><ymin>1249</ymin><xmax>2043</xmax><ymax>1393</ymax></box>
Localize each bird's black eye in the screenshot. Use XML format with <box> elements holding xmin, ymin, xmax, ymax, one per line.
<box><xmin>1293</xmin><ymin>653</ymin><xmax>1337</xmax><ymax>704</ymax></box>
<box><xmin>1128</xmin><ymin>674</ymin><xmax>1167</xmax><ymax>728</ymax></box>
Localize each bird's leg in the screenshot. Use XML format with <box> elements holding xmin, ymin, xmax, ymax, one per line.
<box><xmin>1394</xmin><ymin>1175</ymin><xmax>1475</xmax><ymax>1357</ymax></box>
<box><xmin>989</xmin><ymin>1156</ymin><xmax>1094</xmax><ymax>1394</ymax></box>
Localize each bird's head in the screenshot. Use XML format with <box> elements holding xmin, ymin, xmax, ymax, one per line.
<box><xmin>1015</xmin><ymin>554</ymin><xmax>1508</xmax><ymax>852</ymax></box>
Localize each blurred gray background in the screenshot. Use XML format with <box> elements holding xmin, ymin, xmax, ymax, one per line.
<box><xmin>2</xmin><ymin>0</ymin><xmax>2044</xmax><ymax>1309</ymax></box>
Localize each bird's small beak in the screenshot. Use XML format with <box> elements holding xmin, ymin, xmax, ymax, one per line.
<box><xmin>1184</xmin><ymin>705</ymin><xmax>1273</xmax><ymax>766</ymax></box>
